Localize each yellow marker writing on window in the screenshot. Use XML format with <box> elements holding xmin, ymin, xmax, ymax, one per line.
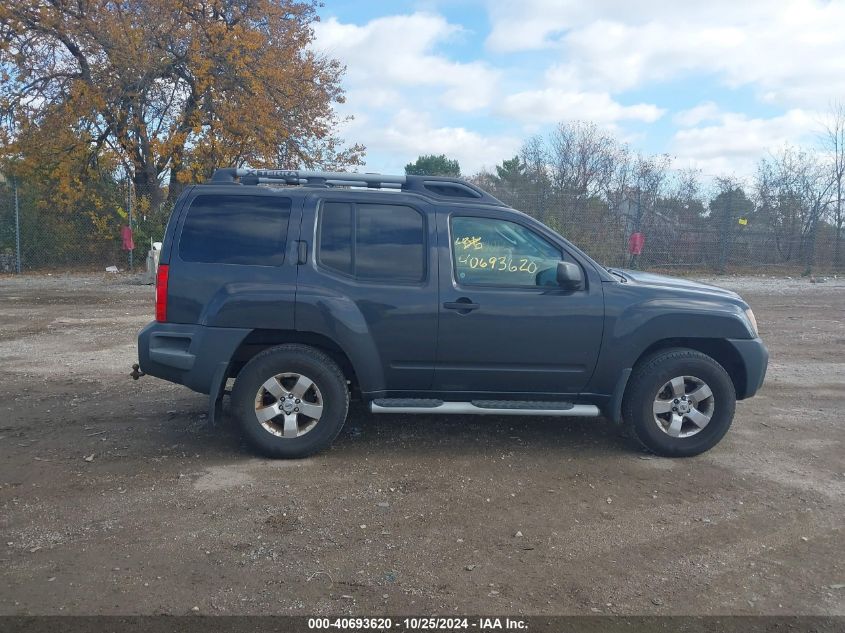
<box><xmin>455</xmin><ymin>236</ymin><xmax>483</xmax><ymax>250</ymax></box>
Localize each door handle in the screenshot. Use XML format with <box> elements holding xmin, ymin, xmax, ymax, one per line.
<box><xmin>443</xmin><ymin>299</ymin><xmax>480</xmax><ymax>312</ymax></box>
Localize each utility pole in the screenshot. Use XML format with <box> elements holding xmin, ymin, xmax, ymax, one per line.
<box><xmin>13</xmin><ymin>176</ymin><xmax>21</xmax><ymax>274</ymax></box>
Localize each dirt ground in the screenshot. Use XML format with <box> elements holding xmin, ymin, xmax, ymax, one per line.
<box><xmin>0</xmin><ymin>272</ymin><xmax>843</xmax><ymax>616</ymax></box>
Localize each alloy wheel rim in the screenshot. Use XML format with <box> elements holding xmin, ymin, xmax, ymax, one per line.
<box><xmin>254</xmin><ymin>372</ymin><xmax>323</xmax><ymax>438</ymax></box>
<box><xmin>652</xmin><ymin>375</ymin><xmax>715</xmax><ymax>438</ymax></box>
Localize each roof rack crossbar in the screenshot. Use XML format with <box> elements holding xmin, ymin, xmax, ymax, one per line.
<box><xmin>252</xmin><ymin>177</ymin><xmax>403</xmax><ymax>189</ymax></box>
<box><xmin>209</xmin><ymin>168</ymin><xmax>506</xmax><ymax>206</ymax></box>
<box><xmin>236</xmin><ymin>168</ymin><xmax>407</xmax><ymax>188</ymax></box>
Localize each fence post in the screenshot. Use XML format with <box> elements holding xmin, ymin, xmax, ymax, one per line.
<box><xmin>127</xmin><ymin>177</ymin><xmax>133</xmax><ymax>272</ymax></box>
<box><xmin>719</xmin><ymin>189</ymin><xmax>732</xmax><ymax>273</ymax></box>
<box><xmin>629</xmin><ymin>186</ymin><xmax>642</xmax><ymax>269</ymax></box>
<box><xmin>13</xmin><ymin>176</ymin><xmax>21</xmax><ymax>274</ymax></box>
<box><xmin>804</xmin><ymin>203</ymin><xmax>819</xmax><ymax>276</ymax></box>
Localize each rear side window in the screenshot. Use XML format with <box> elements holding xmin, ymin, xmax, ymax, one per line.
<box><xmin>179</xmin><ymin>194</ymin><xmax>291</xmax><ymax>266</ymax></box>
<box><xmin>317</xmin><ymin>202</ymin><xmax>425</xmax><ymax>282</ymax></box>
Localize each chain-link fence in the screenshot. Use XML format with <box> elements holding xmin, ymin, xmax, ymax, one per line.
<box><xmin>497</xmin><ymin>190</ymin><xmax>841</xmax><ymax>275</ymax></box>
<box><xmin>0</xmin><ymin>176</ymin><xmax>841</xmax><ymax>275</ymax></box>
<box><xmin>0</xmin><ymin>176</ymin><xmax>184</xmax><ymax>275</ymax></box>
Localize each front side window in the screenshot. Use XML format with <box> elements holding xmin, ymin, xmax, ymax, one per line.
<box><xmin>318</xmin><ymin>202</ymin><xmax>425</xmax><ymax>283</ymax></box>
<box><xmin>451</xmin><ymin>216</ymin><xmax>562</xmax><ymax>287</ymax></box>
<box><xmin>179</xmin><ymin>194</ymin><xmax>291</xmax><ymax>266</ymax></box>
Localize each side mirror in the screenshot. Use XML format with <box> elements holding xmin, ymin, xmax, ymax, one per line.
<box><xmin>556</xmin><ymin>261</ymin><xmax>584</xmax><ymax>291</ymax></box>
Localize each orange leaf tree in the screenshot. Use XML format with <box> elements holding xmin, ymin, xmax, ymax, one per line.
<box><xmin>0</xmin><ymin>0</ymin><xmax>364</xmax><ymax>208</ymax></box>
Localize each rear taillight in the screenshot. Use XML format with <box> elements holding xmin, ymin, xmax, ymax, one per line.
<box><xmin>155</xmin><ymin>264</ymin><xmax>169</xmax><ymax>322</ymax></box>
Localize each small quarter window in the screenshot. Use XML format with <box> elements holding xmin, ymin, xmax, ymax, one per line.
<box><xmin>318</xmin><ymin>202</ymin><xmax>354</xmax><ymax>275</ymax></box>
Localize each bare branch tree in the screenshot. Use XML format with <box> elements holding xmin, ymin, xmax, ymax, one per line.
<box><xmin>821</xmin><ymin>101</ymin><xmax>845</xmax><ymax>268</ymax></box>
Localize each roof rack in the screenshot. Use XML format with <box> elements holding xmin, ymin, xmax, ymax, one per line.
<box><xmin>209</xmin><ymin>168</ymin><xmax>505</xmax><ymax>206</ymax></box>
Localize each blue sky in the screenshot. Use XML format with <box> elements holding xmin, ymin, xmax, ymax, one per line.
<box><xmin>313</xmin><ymin>0</ymin><xmax>845</xmax><ymax>177</ymax></box>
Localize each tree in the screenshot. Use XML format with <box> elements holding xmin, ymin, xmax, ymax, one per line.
<box><xmin>518</xmin><ymin>136</ymin><xmax>552</xmax><ymax>222</ymax></box>
<box><xmin>709</xmin><ymin>179</ymin><xmax>754</xmax><ymax>271</ymax></box>
<box><xmin>0</xmin><ymin>0</ymin><xmax>364</xmax><ymax>207</ymax></box>
<box><xmin>494</xmin><ymin>156</ymin><xmax>526</xmax><ymax>194</ymax></box>
<box><xmin>467</xmin><ymin>156</ymin><xmax>526</xmax><ymax>207</ymax></box>
<box><xmin>662</xmin><ymin>167</ymin><xmax>706</xmax><ymax>226</ymax></box>
<box><xmin>794</xmin><ymin>153</ymin><xmax>835</xmax><ymax>274</ymax></box>
<box><xmin>405</xmin><ymin>154</ymin><xmax>461</xmax><ymax>177</ymax></box>
<box><xmin>472</xmin><ymin>155</ymin><xmax>529</xmax><ymax>206</ymax></box>
<box><xmin>755</xmin><ymin>149</ymin><xmax>804</xmax><ymax>262</ymax></box>
<box><xmin>548</xmin><ymin>121</ymin><xmax>622</xmax><ymax>201</ymax></box>
<box><xmin>630</xmin><ymin>152</ymin><xmax>671</xmax><ymax>231</ymax></box>
<box><xmin>822</xmin><ymin>102</ymin><xmax>845</xmax><ymax>268</ymax></box>
<box><xmin>755</xmin><ymin>147</ymin><xmax>834</xmax><ymax>271</ymax></box>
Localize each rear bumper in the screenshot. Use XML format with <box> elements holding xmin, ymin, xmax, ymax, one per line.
<box><xmin>727</xmin><ymin>337</ymin><xmax>768</xmax><ymax>399</ymax></box>
<box><xmin>137</xmin><ymin>321</ymin><xmax>250</xmax><ymax>394</ymax></box>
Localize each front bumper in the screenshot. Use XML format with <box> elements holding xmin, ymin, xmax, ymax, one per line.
<box><xmin>137</xmin><ymin>321</ymin><xmax>250</xmax><ymax>394</ymax></box>
<box><xmin>727</xmin><ymin>337</ymin><xmax>769</xmax><ymax>399</ymax></box>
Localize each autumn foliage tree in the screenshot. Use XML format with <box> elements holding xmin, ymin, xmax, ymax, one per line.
<box><xmin>0</xmin><ymin>0</ymin><xmax>364</xmax><ymax>207</ymax></box>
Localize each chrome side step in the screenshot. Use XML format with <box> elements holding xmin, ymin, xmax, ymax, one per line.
<box><xmin>370</xmin><ymin>399</ymin><xmax>600</xmax><ymax>417</ymax></box>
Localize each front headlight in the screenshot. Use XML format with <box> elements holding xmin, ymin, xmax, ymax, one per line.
<box><xmin>744</xmin><ymin>308</ymin><xmax>759</xmax><ymax>337</ymax></box>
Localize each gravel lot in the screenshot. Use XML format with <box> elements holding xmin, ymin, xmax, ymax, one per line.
<box><xmin>0</xmin><ymin>273</ymin><xmax>843</xmax><ymax>615</ymax></box>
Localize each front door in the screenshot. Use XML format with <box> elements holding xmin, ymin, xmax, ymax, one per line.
<box><xmin>433</xmin><ymin>210</ymin><xmax>604</xmax><ymax>397</ymax></box>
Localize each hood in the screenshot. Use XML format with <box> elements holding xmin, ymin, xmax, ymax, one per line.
<box><xmin>611</xmin><ymin>269</ymin><xmax>743</xmax><ymax>302</ymax></box>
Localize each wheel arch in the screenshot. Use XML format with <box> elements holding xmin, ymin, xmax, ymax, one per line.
<box><xmin>230</xmin><ymin>329</ymin><xmax>360</xmax><ymax>396</ymax></box>
<box><xmin>632</xmin><ymin>338</ymin><xmax>746</xmax><ymax>398</ymax></box>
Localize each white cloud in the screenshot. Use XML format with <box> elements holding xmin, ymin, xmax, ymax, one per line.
<box><xmin>673</xmin><ymin>102</ymin><xmax>722</xmax><ymax>127</ymax></box>
<box><xmin>313</xmin><ymin>5</ymin><xmax>839</xmax><ymax>179</ymax></box>
<box><xmin>498</xmin><ymin>89</ymin><xmax>665</xmax><ymax>125</ymax></box>
<box><xmin>343</xmin><ymin>88</ymin><xmax>403</xmax><ymax>110</ymax></box>
<box><xmin>670</xmin><ymin>108</ymin><xmax>818</xmax><ymax>175</ymax></box>
<box><xmin>485</xmin><ymin>0</ymin><xmax>845</xmax><ymax>107</ymax></box>
<box><xmin>313</xmin><ymin>13</ymin><xmax>500</xmax><ymax>112</ymax></box>
<box><xmin>341</xmin><ymin>109</ymin><xmax>520</xmax><ymax>175</ymax></box>
<box><xmin>485</xmin><ymin>1</ymin><xmax>764</xmax><ymax>53</ymax></box>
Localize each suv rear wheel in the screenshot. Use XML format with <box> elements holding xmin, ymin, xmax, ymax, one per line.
<box><xmin>622</xmin><ymin>348</ymin><xmax>736</xmax><ymax>457</ymax></box>
<box><xmin>231</xmin><ymin>344</ymin><xmax>349</xmax><ymax>458</ymax></box>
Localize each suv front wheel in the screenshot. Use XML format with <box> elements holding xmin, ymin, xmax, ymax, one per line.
<box><xmin>622</xmin><ymin>348</ymin><xmax>736</xmax><ymax>457</ymax></box>
<box><xmin>231</xmin><ymin>344</ymin><xmax>349</xmax><ymax>458</ymax></box>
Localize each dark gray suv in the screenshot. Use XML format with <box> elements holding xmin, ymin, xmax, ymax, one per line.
<box><xmin>136</xmin><ymin>168</ymin><xmax>768</xmax><ymax>458</ymax></box>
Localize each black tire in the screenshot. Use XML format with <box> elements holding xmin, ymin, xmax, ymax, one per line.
<box><xmin>622</xmin><ymin>348</ymin><xmax>736</xmax><ymax>457</ymax></box>
<box><xmin>231</xmin><ymin>344</ymin><xmax>349</xmax><ymax>458</ymax></box>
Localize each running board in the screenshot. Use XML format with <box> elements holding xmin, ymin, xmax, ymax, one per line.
<box><xmin>370</xmin><ymin>399</ymin><xmax>600</xmax><ymax>417</ymax></box>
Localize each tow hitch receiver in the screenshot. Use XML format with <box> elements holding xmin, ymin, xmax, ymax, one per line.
<box><xmin>130</xmin><ymin>363</ymin><xmax>145</xmax><ymax>380</ymax></box>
